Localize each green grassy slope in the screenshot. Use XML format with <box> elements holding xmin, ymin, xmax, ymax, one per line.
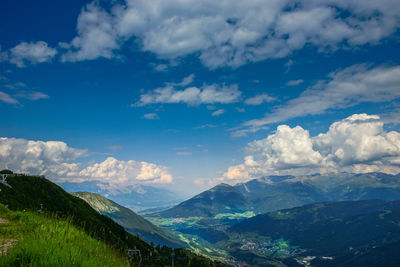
<box><xmin>0</xmin><ymin>173</ymin><xmax>153</xmax><ymax>255</ymax></box>
<box><xmin>0</xmin><ymin>173</ymin><xmax>225</xmax><ymax>266</ymax></box>
<box><xmin>0</xmin><ymin>204</ymin><xmax>128</xmax><ymax>266</ymax></box>
<box><xmin>73</xmin><ymin>191</ymin><xmax>186</xmax><ymax>248</ymax></box>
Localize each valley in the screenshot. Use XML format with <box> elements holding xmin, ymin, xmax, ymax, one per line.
<box><xmin>1</xmin><ymin>171</ymin><xmax>400</xmax><ymax>266</ymax></box>
<box><xmin>141</xmin><ymin>173</ymin><xmax>400</xmax><ymax>266</ymax></box>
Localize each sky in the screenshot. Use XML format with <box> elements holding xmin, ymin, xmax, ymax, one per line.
<box><xmin>1</xmin><ymin>0</ymin><xmax>400</xmax><ymax>196</ymax></box>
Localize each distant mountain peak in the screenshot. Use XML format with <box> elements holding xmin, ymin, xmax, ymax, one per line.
<box><xmin>210</xmin><ymin>183</ymin><xmax>235</xmax><ymax>191</ymax></box>
<box><xmin>216</xmin><ymin>182</ymin><xmax>232</xmax><ymax>187</ymax></box>
<box><xmin>156</xmin><ymin>181</ymin><xmax>248</xmax><ymax>218</ymax></box>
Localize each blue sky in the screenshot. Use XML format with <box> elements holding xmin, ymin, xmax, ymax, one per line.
<box><xmin>1</xmin><ymin>0</ymin><xmax>400</xmax><ymax>196</ymax></box>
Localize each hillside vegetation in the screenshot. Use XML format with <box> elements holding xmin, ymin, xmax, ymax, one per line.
<box><xmin>0</xmin><ymin>172</ymin><xmax>225</xmax><ymax>266</ymax></box>
<box><xmin>0</xmin><ymin>204</ymin><xmax>128</xmax><ymax>266</ymax></box>
<box><xmin>0</xmin><ymin>173</ymin><xmax>153</xmax><ymax>255</ymax></box>
<box><xmin>226</xmin><ymin>199</ymin><xmax>400</xmax><ymax>266</ymax></box>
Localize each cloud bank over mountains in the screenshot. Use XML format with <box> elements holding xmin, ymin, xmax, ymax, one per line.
<box><xmin>3</xmin><ymin>0</ymin><xmax>400</xmax><ymax>68</ymax></box>
<box><xmin>223</xmin><ymin>114</ymin><xmax>400</xmax><ymax>183</ymax></box>
<box><xmin>0</xmin><ymin>137</ymin><xmax>173</xmax><ymax>192</ymax></box>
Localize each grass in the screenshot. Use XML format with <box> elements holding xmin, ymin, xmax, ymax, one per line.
<box><xmin>0</xmin><ymin>174</ymin><xmax>226</xmax><ymax>266</ymax></box>
<box><xmin>0</xmin><ymin>204</ymin><xmax>128</xmax><ymax>266</ymax></box>
<box><xmin>145</xmin><ymin>216</ymin><xmax>204</xmax><ymax>228</ymax></box>
<box><xmin>214</xmin><ymin>211</ymin><xmax>255</xmax><ymax>220</ymax></box>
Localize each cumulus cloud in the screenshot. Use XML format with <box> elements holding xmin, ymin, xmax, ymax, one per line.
<box><xmin>244</xmin><ymin>94</ymin><xmax>276</xmax><ymax>105</ymax></box>
<box><xmin>9</xmin><ymin>41</ymin><xmax>57</xmax><ymax>67</ymax></box>
<box><xmin>0</xmin><ymin>137</ymin><xmax>173</xmax><ymax>192</ymax></box>
<box><xmin>75</xmin><ymin>157</ymin><xmax>172</xmax><ymax>188</ymax></box>
<box><xmin>0</xmin><ymin>137</ymin><xmax>87</xmax><ymax>176</ymax></box>
<box><xmin>211</xmin><ymin>109</ymin><xmax>225</xmax><ymax>116</ymax></box>
<box><xmin>60</xmin><ymin>0</ymin><xmax>400</xmax><ymax>68</ymax></box>
<box><xmin>134</xmin><ymin>75</ymin><xmax>241</xmax><ymax>106</ymax></box>
<box><xmin>236</xmin><ymin>64</ymin><xmax>400</xmax><ymax>136</ymax></box>
<box><xmin>223</xmin><ymin>114</ymin><xmax>400</xmax><ymax>183</ymax></box>
<box><xmin>60</xmin><ymin>3</ymin><xmax>119</xmax><ymax>62</ymax></box>
<box><xmin>313</xmin><ymin>114</ymin><xmax>400</xmax><ymax>167</ymax></box>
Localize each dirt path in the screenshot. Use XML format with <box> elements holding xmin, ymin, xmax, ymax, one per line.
<box><xmin>0</xmin><ymin>217</ymin><xmax>18</xmax><ymax>255</ymax></box>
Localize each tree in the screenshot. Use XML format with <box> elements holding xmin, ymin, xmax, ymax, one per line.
<box><xmin>0</xmin><ymin>170</ymin><xmax>13</xmax><ymax>174</ymax></box>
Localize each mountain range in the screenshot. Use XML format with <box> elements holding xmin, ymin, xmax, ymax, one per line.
<box><xmin>143</xmin><ymin>172</ymin><xmax>400</xmax><ymax>265</ymax></box>
<box><xmin>156</xmin><ymin>172</ymin><xmax>400</xmax><ymax>218</ymax></box>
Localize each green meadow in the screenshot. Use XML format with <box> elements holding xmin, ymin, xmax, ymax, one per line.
<box><xmin>0</xmin><ymin>204</ymin><xmax>128</xmax><ymax>266</ymax></box>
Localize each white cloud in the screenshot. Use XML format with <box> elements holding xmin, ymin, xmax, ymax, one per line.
<box><xmin>244</xmin><ymin>94</ymin><xmax>276</xmax><ymax>106</ymax></box>
<box><xmin>60</xmin><ymin>0</ymin><xmax>400</xmax><ymax>68</ymax></box>
<box><xmin>236</xmin><ymin>64</ymin><xmax>400</xmax><ymax>136</ymax></box>
<box><xmin>142</xmin><ymin>113</ymin><xmax>159</xmax><ymax>120</ymax></box>
<box><xmin>382</xmin><ymin>108</ymin><xmax>400</xmax><ymax>125</ymax></box>
<box><xmin>0</xmin><ymin>137</ymin><xmax>87</xmax><ymax>176</ymax></box>
<box><xmin>0</xmin><ymin>137</ymin><xmax>173</xmax><ymax>192</ymax></box>
<box><xmin>9</xmin><ymin>41</ymin><xmax>57</xmax><ymax>67</ymax></box>
<box><xmin>285</xmin><ymin>59</ymin><xmax>295</xmax><ymax>72</ymax></box>
<box><xmin>76</xmin><ymin>157</ymin><xmax>172</xmax><ymax>188</ymax></box>
<box><xmin>60</xmin><ymin>3</ymin><xmax>119</xmax><ymax>62</ymax></box>
<box><xmin>134</xmin><ymin>75</ymin><xmax>241</xmax><ymax>106</ymax></box>
<box><xmin>154</xmin><ymin>64</ymin><xmax>168</xmax><ymax>72</ymax></box>
<box><xmin>0</xmin><ymin>91</ymin><xmax>18</xmax><ymax>104</ymax></box>
<box><xmin>211</xmin><ymin>108</ymin><xmax>225</xmax><ymax>117</ymax></box>
<box><xmin>193</xmin><ymin>124</ymin><xmax>216</xmax><ymax>129</ymax></box>
<box><xmin>175</xmin><ymin>74</ymin><xmax>195</xmax><ymax>87</ymax></box>
<box><xmin>15</xmin><ymin>91</ymin><xmax>49</xmax><ymax>101</ymax></box>
<box><xmin>313</xmin><ymin>114</ymin><xmax>400</xmax><ymax>166</ymax></box>
<box><xmin>0</xmin><ymin>76</ymin><xmax>48</xmax><ymax>104</ymax></box>
<box><xmin>223</xmin><ymin>114</ymin><xmax>400</xmax><ymax>183</ymax></box>
<box><xmin>286</xmin><ymin>79</ymin><xmax>304</xmax><ymax>86</ymax></box>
